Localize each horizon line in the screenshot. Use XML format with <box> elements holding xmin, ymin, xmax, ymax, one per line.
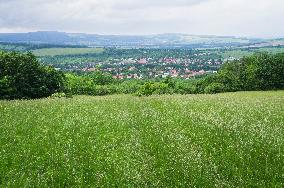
<box><xmin>0</xmin><ymin>30</ymin><xmax>280</xmax><ymax>39</ymax></box>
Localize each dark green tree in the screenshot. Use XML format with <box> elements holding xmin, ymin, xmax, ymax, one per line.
<box><xmin>0</xmin><ymin>51</ymin><xmax>65</xmax><ymax>99</ymax></box>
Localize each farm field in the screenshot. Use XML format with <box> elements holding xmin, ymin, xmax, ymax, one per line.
<box><xmin>32</xmin><ymin>47</ymin><xmax>105</xmax><ymax>56</ymax></box>
<box><xmin>0</xmin><ymin>91</ymin><xmax>283</xmax><ymax>187</ymax></box>
<box><xmin>220</xmin><ymin>47</ymin><xmax>284</xmax><ymax>59</ymax></box>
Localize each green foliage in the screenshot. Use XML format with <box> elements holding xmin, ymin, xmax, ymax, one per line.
<box><xmin>162</xmin><ymin>76</ymin><xmax>175</xmax><ymax>88</ymax></box>
<box><xmin>234</xmin><ymin>52</ymin><xmax>284</xmax><ymax>91</ymax></box>
<box><xmin>88</xmin><ymin>70</ymin><xmax>115</xmax><ymax>85</ymax></box>
<box><xmin>0</xmin><ymin>51</ymin><xmax>65</xmax><ymax>99</ymax></box>
<box><xmin>1</xmin><ymin>49</ymin><xmax>283</xmax><ymax>100</ymax></box>
<box><xmin>33</xmin><ymin>47</ymin><xmax>104</xmax><ymax>56</ymax></box>
<box><xmin>0</xmin><ymin>92</ymin><xmax>283</xmax><ymax>187</ymax></box>
<box><xmin>0</xmin><ymin>76</ymin><xmax>15</xmax><ymax>98</ymax></box>
<box><xmin>137</xmin><ymin>82</ymin><xmax>173</xmax><ymax>96</ymax></box>
<box><xmin>138</xmin><ymin>82</ymin><xmax>156</xmax><ymax>96</ymax></box>
<box><xmin>65</xmin><ymin>73</ymin><xmax>94</xmax><ymax>95</ymax></box>
<box><xmin>93</xmin><ymin>85</ymin><xmax>117</xmax><ymax>96</ymax></box>
<box><xmin>204</xmin><ymin>83</ymin><xmax>225</xmax><ymax>94</ymax></box>
<box><xmin>117</xmin><ymin>80</ymin><xmax>143</xmax><ymax>94</ymax></box>
<box><xmin>64</xmin><ymin>51</ymin><xmax>284</xmax><ymax>97</ymax></box>
<box><xmin>174</xmin><ymin>81</ymin><xmax>197</xmax><ymax>94</ymax></box>
<box><xmin>217</xmin><ymin>61</ymin><xmax>242</xmax><ymax>91</ymax></box>
<box><xmin>196</xmin><ymin>52</ymin><xmax>284</xmax><ymax>94</ymax></box>
<box><xmin>65</xmin><ymin>73</ymin><xmax>119</xmax><ymax>96</ymax></box>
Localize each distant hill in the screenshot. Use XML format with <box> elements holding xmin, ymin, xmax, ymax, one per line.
<box><xmin>0</xmin><ymin>31</ymin><xmax>282</xmax><ymax>48</ymax></box>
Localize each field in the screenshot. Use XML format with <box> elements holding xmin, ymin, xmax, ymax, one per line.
<box><xmin>32</xmin><ymin>47</ymin><xmax>104</xmax><ymax>56</ymax></box>
<box><xmin>0</xmin><ymin>91</ymin><xmax>284</xmax><ymax>187</ymax></box>
<box><xmin>220</xmin><ymin>50</ymin><xmax>253</xmax><ymax>59</ymax></box>
<box><xmin>220</xmin><ymin>47</ymin><xmax>284</xmax><ymax>59</ymax></box>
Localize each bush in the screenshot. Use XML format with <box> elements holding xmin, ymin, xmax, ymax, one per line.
<box><xmin>137</xmin><ymin>82</ymin><xmax>172</xmax><ymax>96</ymax></box>
<box><xmin>88</xmin><ymin>70</ymin><xmax>115</xmax><ymax>85</ymax></box>
<box><xmin>93</xmin><ymin>85</ymin><xmax>117</xmax><ymax>96</ymax></box>
<box><xmin>65</xmin><ymin>73</ymin><xmax>94</xmax><ymax>95</ymax></box>
<box><xmin>137</xmin><ymin>82</ymin><xmax>155</xmax><ymax>96</ymax></box>
<box><xmin>204</xmin><ymin>83</ymin><xmax>225</xmax><ymax>94</ymax></box>
<box><xmin>117</xmin><ymin>80</ymin><xmax>143</xmax><ymax>94</ymax></box>
<box><xmin>174</xmin><ymin>81</ymin><xmax>196</xmax><ymax>94</ymax></box>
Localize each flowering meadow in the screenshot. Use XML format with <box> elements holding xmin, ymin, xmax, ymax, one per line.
<box><xmin>0</xmin><ymin>91</ymin><xmax>283</xmax><ymax>187</ymax></box>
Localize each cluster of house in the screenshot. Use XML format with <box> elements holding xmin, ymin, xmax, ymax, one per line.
<box><xmin>110</xmin><ymin>69</ymin><xmax>216</xmax><ymax>80</ymax></box>
<box><xmin>111</xmin><ymin>57</ymin><xmax>222</xmax><ymax>66</ymax></box>
<box><xmin>81</xmin><ymin>57</ymin><xmax>221</xmax><ymax>79</ymax></box>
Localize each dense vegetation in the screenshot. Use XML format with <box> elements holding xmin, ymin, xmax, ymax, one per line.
<box><xmin>196</xmin><ymin>52</ymin><xmax>284</xmax><ymax>93</ymax></box>
<box><xmin>35</xmin><ymin>47</ymin><xmax>284</xmax><ymax>76</ymax></box>
<box><xmin>0</xmin><ymin>46</ymin><xmax>283</xmax><ymax>187</ymax></box>
<box><xmin>0</xmin><ymin>50</ymin><xmax>283</xmax><ymax>99</ymax></box>
<box><xmin>33</xmin><ymin>47</ymin><xmax>104</xmax><ymax>56</ymax></box>
<box><xmin>0</xmin><ymin>42</ymin><xmax>86</xmax><ymax>52</ymax></box>
<box><xmin>0</xmin><ymin>92</ymin><xmax>283</xmax><ymax>187</ymax></box>
<box><xmin>64</xmin><ymin>52</ymin><xmax>284</xmax><ymax>96</ymax></box>
<box><xmin>0</xmin><ymin>51</ymin><xmax>65</xmax><ymax>99</ymax></box>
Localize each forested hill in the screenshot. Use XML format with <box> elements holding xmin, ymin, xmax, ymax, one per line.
<box><xmin>0</xmin><ymin>31</ymin><xmax>277</xmax><ymax>48</ymax></box>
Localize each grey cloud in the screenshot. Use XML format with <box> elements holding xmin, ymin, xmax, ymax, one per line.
<box><xmin>0</xmin><ymin>0</ymin><xmax>283</xmax><ymax>37</ymax></box>
<box><xmin>110</xmin><ymin>0</ymin><xmax>209</xmax><ymax>10</ymax></box>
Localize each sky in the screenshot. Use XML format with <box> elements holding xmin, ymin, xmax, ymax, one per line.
<box><xmin>0</xmin><ymin>0</ymin><xmax>283</xmax><ymax>38</ymax></box>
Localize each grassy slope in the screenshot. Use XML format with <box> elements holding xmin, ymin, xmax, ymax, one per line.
<box><xmin>221</xmin><ymin>47</ymin><xmax>284</xmax><ymax>59</ymax></box>
<box><xmin>0</xmin><ymin>91</ymin><xmax>283</xmax><ymax>187</ymax></box>
<box><xmin>32</xmin><ymin>47</ymin><xmax>104</xmax><ymax>56</ymax></box>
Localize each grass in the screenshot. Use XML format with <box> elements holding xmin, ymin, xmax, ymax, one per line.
<box><xmin>221</xmin><ymin>47</ymin><xmax>284</xmax><ymax>59</ymax></box>
<box><xmin>221</xmin><ymin>50</ymin><xmax>253</xmax><ymax>59</ymax></box>
<box><xmin>257</xmin><ymin>47</ymin><xmax>284</xmax><ymax>54</ymax></box>
<box><xmin>32</xmin><ymin>47</ymin><xmax>104</xmax><ymax>56</ymax></box>
<box><xmin>0</xmin><ymin>91</ymin><xmax>283</xmax><ymax>187</ymax></box>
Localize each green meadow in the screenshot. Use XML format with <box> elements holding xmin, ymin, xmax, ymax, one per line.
<box><xmin>220</xmin><ymin>47</ymin><xmax>284</xmax><ymax>59</ymax></box>
<box><xmin>0</xmin><ymin>91</ymin><xmax>283</xmax><ymax>187</ymax></box>
<box><xmin>32</xmin><ymin>47</ymin><xmax>104</xmax><ymax>56</ymax></box>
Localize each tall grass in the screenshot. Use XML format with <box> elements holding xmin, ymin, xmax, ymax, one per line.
<box><xmin>0</xmin><ymin>91</ymin><xmax>283</xmax><ymax>187</ymax></box>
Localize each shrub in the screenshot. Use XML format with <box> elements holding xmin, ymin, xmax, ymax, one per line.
<box><xmin>204</xmin><ymin>83</ymin><xmax>225</xmax><ymax>94</ymax></box>
<box><xmin>93</xmin><ymin>85</ymin><xmax>117</xmax><ymax>96</ymax></box>
<box><xmin>137</xmin><ymin>82</ymin><xmax>172</xmax><ymax>96</ymax></box>
<box><xmin>117</xmin><ymin>80</ymin><xmax>143</xmax><ymax>94</ymax></box>
<box><xmin>137</xmin><ymin>82</ymin><xmax>155</xmax><ymax>96</ymax></box>
<box><xmin>174</xmin><ymin>81</ymin><xmax>196</xmax><ymax>94</ymax></box>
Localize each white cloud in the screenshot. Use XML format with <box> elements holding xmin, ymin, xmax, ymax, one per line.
<box><xmin>0</xmin><ymin>0</ymin><xmax>283</xmax><ymax>37</ymax></box>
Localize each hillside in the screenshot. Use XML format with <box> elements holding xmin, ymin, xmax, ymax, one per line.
<box><xmin>0</xmin><ymin>91</ymin><xmax>283</xmax><ymax>187</ymax></box>
<box><xmin>0</xmin><ymin>31</ymin><xmax>269</xmax><ymax>48</ymax></box>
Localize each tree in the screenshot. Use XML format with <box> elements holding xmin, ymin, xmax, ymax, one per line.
<box><xmin>163</xmin><ymin>76</ymin><xmax>175</xmax><ymax>88</ymax></box>
<box><xmin>217</xmin><ymin>61</ymin><xmax>242</xmax><ymax>91</ymax></box>
<box><xmin>239</xmin><ymin>52</ymin><xmax>284</xmax><ymax>90</ymax></box>
<box><xmin>204</xmin><ymin>83</ymin><xmax>225</xmax><ymax>94</ymax></box>
<box><xmin>0</xmin><ymin>51</ymin><xmax>65</xmax><ymax>99</ymax></box>
<box><xmin>88</xmin><ymin>70</ymin><xmax>115</xmax><ymax>85</ymax></box>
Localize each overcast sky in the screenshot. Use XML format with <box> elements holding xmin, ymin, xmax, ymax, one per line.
<box><xmin>0</xmin><ymin>0</ymin><xmax>283</xmax><ymax>38</ymax></box>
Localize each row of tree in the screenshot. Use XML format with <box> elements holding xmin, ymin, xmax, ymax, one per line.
<box><xmin>198</xmin><ymin>52</ymin><xmax>284</xmax><ymax>93</ymax></box>
<box><xmin>0</xmin><ymin>51</ymin><xmax>283</xmax><ymax>99</ymax></box>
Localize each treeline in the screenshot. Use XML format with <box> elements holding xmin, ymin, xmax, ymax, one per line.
<box><xmin>0</xmin><ymin>51</ymin><xmax>283</xmax><ymax>99</ymax></box>
<box><xmin>201</xmin><ymin>52</ymin><xmax>284</xmax><ymax>93</ymax></box>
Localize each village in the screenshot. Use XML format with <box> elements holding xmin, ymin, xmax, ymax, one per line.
<box><xmin>81</xmin><ymin>55</ymin><xmax>221</xmax><ymax>79</ymax></box>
